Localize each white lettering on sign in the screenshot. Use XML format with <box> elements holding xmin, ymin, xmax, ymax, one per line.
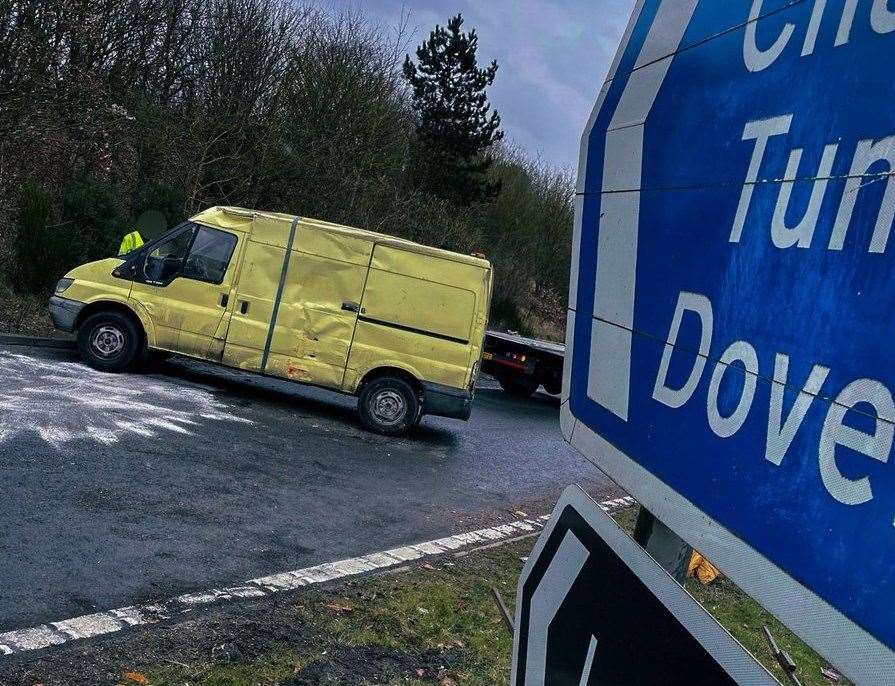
<box><xmin>649</xmin><ymin>4</ymin><xmax>895</xmax><ymax>523</ymax></box>
<box><xmin>871</xmin><ymin>0</ymin><xmax>895</xmax><ymax>34</ymax></box>
<box><xmin>766</xmin><ymin>355</ymin><xmax>830</xmax><ymax>466</ymax></box>
<box><xmin>801</xmin><ymin>0</ymin><xmax>828</xmax><ymax>57</ymax></box>
<box><xmin>744</xmin><ymin>0</ymin><xmax>795</xmax><ymax>72</ymax></box>
<box><xmin>771</xmin><ymin>143</ymin><xmax>838</xmax><ymax>249</ymax></box>
<box><xmin>706</xmin><ymin>341</ymin><xmax>759</xmax><ymax>439</ymax></box>
<box><xmin>652</xmin><ymin>292</ymin><xmax>713</xmax><ymax>409</ymax></box>
<box><xmin>819</xmin><ymin>379</ymin><xmax>894</xmax><ymax>505</ymax></box>
<box><xmin>729</xmin><ymin>115</ymin><xmax>792</xmax><ymax>243</ymax></box>
<box><xmin>836</xmin><ymin>0</ymin><xmax>859</xmax><ymax>45</ymax></box>
<box><xmin>731</xmin><ymin>118</ymin><xmax>895</xmax><ymax>253</ymax></box>
<box><xmin>830</xmin><ymin>136</ymin><xmax>895</xmax><ymax>253</ymax></box>
<box><xmin>653</xmin><ymin>293</ymin><xmax>894</xmax><ymax>511</ymax></box>
<box><xmin>745</xmin><ymin>0</ymin><xmax>895</xmax><ymax>72</ymax></box>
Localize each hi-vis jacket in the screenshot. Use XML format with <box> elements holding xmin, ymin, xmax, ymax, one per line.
<box><xmin>118</xmin><ymin>230</ymin><xmax>144</xmax><ymax>255</ymax></box>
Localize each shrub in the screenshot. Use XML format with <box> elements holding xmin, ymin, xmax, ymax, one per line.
<box><xmin>60</xmin><ymin>177</ymin><xmax>126</xmax><ymax>265</ymax></box>
<box><xmin>12</xmin><ymin>182</ymin><xmax>57</xmax><ymax>293</ymax></box>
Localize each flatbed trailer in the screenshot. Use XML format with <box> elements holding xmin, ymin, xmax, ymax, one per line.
<box><xmin>481</xmin><ymin>330</ymin><xmax>565</xmax><ymax>397</ymax></box>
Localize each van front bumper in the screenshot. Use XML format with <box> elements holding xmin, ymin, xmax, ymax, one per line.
<box><xmin>422</xmin><ymin>382</ymin><xmax>473</xmax><ymax>421</ymax></box>
<box><xmin>48</xmin><ymin>296</ymin><xmax>84</xmax><ymax>332</ymax></box>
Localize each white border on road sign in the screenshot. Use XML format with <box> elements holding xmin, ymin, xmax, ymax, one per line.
<box><xmin>511</xmin><ymin>485</ymin><xmax>778</xmax><ymax>685</ymax></box>
<box><xmin>568</xmin><ymin>0</ymin><xmax>648</xmax><ymax>315</ymax></box>
<box><xmin>560</xmin><ymin>413</ymin><xmax>895</xmax><ymax>684</ymax></box>
<box><xmin>562</xmin><ymin>1</ymin><xmax>895</xmax><ymax>683</ymax></box>
<box><xmin>588</xmin><ymin>0</ymin><xmax>699</xmax><ymax>421</ymax></box>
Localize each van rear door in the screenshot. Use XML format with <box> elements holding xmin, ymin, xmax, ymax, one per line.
<box><xmin>346</xmin><ymin>244</ymin><xmax>479</xmax><ymax>390</ymax></box>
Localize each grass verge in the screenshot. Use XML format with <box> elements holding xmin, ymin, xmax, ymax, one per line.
<box><xmin>132</xmin><ymin>509</ymin><xmax>848</xmax><ymax>686</ymax></box>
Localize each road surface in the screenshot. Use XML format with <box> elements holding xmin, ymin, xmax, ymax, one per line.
<box><xmin>0</xmin><ymin>344</ymin><xmax>616</xmax><ymax>634</ymax></box>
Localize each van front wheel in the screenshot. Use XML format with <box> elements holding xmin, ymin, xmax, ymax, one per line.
<box><xmin>358</xmin><ymin>376</ymin><xmax>419</xmax><ymax>436</ymax></box>
<box><xmin>77</xmin><ymin>311</ymin><xmax>141</xmax><ymax>372</ymax></box>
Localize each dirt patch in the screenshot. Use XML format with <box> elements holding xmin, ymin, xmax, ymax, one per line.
<box><xmin>0</xmin><ymin>599</ymin><xmax>316</xmax><ymax>686</ymax></box>
<box><xmin>0</xmin><ymin>285</ymin><xmax>57</xmax><ymax>337</ymax></box>
<box><xmin>285</xmin><ymin>644</ymin><xmax>464</xmax><ymax>685</ymax></box>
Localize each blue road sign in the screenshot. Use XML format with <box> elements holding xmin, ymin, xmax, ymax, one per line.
<box><xmin>562</xmin><ymin>1</ymin><xmax>895</xmax><ymax>682</ymax></box>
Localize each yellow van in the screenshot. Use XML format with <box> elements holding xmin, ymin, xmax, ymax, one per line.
<box><xmin>49</xmin><ymin>206</ymin><xmax>493</xmax><ymax>435</ymax></box>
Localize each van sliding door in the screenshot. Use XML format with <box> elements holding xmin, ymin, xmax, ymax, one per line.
<box><xmin>262</xmin><ymin>228</ymin><xmax>372</xmax><ymax>388</ymax></box>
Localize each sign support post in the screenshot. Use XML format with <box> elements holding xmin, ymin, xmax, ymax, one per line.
<box><xmin>632</xmin><ymin>508</ymin><xmax>692</xmax><ymax>584</ymax></box>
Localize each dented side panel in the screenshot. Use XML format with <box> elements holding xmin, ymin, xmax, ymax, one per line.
<box><xmin>299</xmin><ymin>225</ymin><xmax>374</xmax><ymax>267</ymax></box>
<box><xmin>264</xmin><ymin>235</ymin><xmax>371</xmax><ymax>387</ymax></box>
<box><xmin>197</xmin><ymin>212</ymin><xmax>493</xmax><ymax>404</ymax></box>
<box><xmin>346</xmin><ymin>322</ymin><xmax>471</xmax><ymax>391</ymax></box>
<box><xmin>361</xmin><ymin>269</ymin><xmax>476</xmax><ymax>342</ymax></box>
<box><xmin>370</xmin><ymin>245</ymin><xmax>486</xmax><ymax>288</ymax></box>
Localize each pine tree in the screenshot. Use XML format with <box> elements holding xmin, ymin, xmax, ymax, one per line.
<box><xmin>403</xmin><ymin>14</ymin><xmax>504</xmax><ymax>204</ymax></box>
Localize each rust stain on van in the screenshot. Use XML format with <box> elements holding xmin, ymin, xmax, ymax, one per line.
<box><xmin>286</xmin><ymin>364</ymin><xmax>312</xmax><ymax>381</ymax></box>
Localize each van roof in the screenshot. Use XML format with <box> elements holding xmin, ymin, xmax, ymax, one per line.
<box><xmin>190</xmin><ymin>206</ymin><xmax>491</xmax><ymax>269</ymax></box>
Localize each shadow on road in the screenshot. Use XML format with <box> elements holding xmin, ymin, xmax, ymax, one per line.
<box><xmin>153</xmin><ymin>357</ymin><xmax>469</xmax><ymax>449</ymax></box>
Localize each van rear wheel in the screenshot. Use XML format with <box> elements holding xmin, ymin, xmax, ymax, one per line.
<box><xmin>77</xmin><ymin>311</ymin><xmax>141</xmax><ymax>372</ymax></box>
<box><xmin>358</xmin><ymin>376</ymin><xmax>419</xmax><ymax>436</ymax></box>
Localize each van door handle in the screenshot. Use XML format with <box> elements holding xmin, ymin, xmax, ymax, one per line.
<box><xmin>341</xmin><ymin>301</ymin><xmax>360</xmax><ymax>313</ymax></box>
<box><xmin>240</xmin><ymin>300</ymin><xmax>249</xmax><ymax>315</ymax></box>
<box><xmin>220</xmin><ymin>293</ymin><xmax>229</xmax><ymax>308</ymax></box>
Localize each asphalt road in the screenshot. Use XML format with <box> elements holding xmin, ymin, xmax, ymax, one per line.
<box><xmin>0</xmin><ymin>344</ymin><xmax>616</xmax><ymax>634</ymax></box>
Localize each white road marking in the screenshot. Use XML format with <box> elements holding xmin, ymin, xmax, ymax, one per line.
<box><xmin>0</xmin><ymin>496</ymin><xmax>636</xmax><ymax>657</ymax></box>
<box><xmin>0</xmin><ymin>351</ymin><xmax>251</xmax><ymax>449</ymax></box>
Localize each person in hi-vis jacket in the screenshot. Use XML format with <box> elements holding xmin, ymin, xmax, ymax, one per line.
<box><xmin>118</xmin><ymin>230</ymin><xmax>144</xmax><ymax>255</ymax></box>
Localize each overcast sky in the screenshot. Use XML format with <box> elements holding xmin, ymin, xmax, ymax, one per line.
<box><xmin>326</xmin><ymin>1</ymin><xmax>636</xmax><ymax>172</ymax></box>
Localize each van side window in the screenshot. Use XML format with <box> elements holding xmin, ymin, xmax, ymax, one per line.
<box><xmin>145</xmin><ymin>228</ymin><xmax>193</xmax><ymax>283</ymax></box>
<box><xmin>182</xmin><ymin>227</ymin><xmax>238</xmax><ymax>284</ymax></box>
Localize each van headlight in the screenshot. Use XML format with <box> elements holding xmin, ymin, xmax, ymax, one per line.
<box><xmin>54</xmin><ymin>278</ymin><xmax>74</xmax><ymax>294</ymax></box>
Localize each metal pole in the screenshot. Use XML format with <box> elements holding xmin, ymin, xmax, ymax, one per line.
<box><xmin>632</xmin><ymin>507</ymin><xmax>692</xmax><ymax>585</ymax></box>
<box><xmin>491</xmin><ymin>586</ymin><xmax>515</xmax><ymax>634</ymax></box>
<box><xmin>762</xmin><ymin>625</ymin><xmax>804</xmax><ymax>686</ymax></box>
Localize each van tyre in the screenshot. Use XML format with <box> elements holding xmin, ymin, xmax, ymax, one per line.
<box><xmin>498</xmin><ymin>374</ymin><xmax>539</xmax><ymax>398</ymax></box>
<box><xmin>358</xmin><ymin>376</ymin><xmax>419</xmax><ymax>435</ymax></box>
<box><xmin>77</xmin><ymin>311</ymin><xmax>141</xmax><ymax>372</ymax></box>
